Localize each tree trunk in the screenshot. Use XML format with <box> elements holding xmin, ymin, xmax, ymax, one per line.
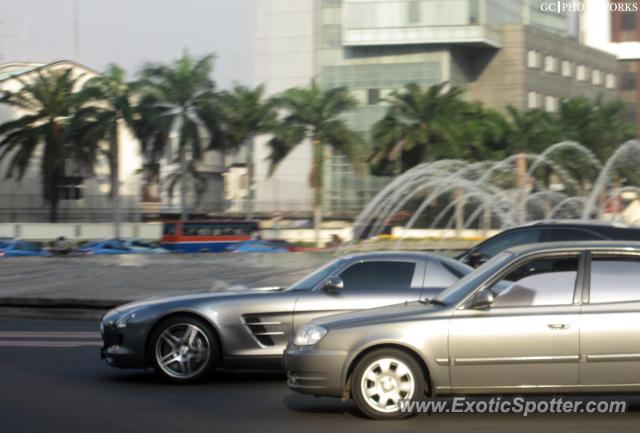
<box><xmin>453</xmin><ymin>189</ymin><xmax>465</xmax><ymax>236</ymax></box>
<box><xmin>47</xmin><ymin>120</ymin><xmax>62</xmax><ymax>223</ymax></box>
<box><xmin>48</xmin><ymin>174</ymin><xmax>59</xmax><ymax>223</ymax></box>
<box><xmin>179</xmin><ymin>142</ymin><xmax>189</xmax><ymax>221</ymax></box>
<box><xmin>312</xmin><ymin>138</ymin><xmax>324</xmax><ymax>248</ymax></box>
<box><xmin>245</xmin><ymin>136</ymin><xmax>255</xmax><ymax>220</ymax></box>
<box><xmin>482</xmin><ymin>205</ymin><xmax>492</xmax><ymax>235</ymax></box>
<box><xmin>110</xmin><ymin>122</ymin><xmax>122</xmax><ymax>238</ymax></box>
<box><xmin>515</xmin><ymin>153</ymin><xmax>528</xmax><ymax>224</ymax></box>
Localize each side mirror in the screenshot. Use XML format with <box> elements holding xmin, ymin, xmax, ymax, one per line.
<box><xmin>466</xmin><ymin>289</ymin><xmax>494</xmax><ymax>310</ymax></box>
<box><xmin>321</xmin><ymin>276</ymin><xmax>344</xmax><ymax>294</ymax></box>
<box><xmin>467</xmin><ymin>251</ymin><xmax>488</xmax><ymax>268</ymax></box>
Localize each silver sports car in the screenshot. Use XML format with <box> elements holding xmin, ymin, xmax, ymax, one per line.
<box><xmin>100</xmin><ymin>251</ymin><xmax>471</xmax><ymax>382</ymax></box>
<box><xmin>286</xmin><ymin>241</ymin><xmax>640</xmax><ymax>419</ymax></box>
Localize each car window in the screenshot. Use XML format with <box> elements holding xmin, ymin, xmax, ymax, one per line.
<box><xmin>339</xmin><ymin>261</ymin><xmax>415</xmax><ymax>292</ymax></box>
<box><xmin>476</xmin><ymin>229</ymin><xmax>542</xmax><ymax>258</ymax></box>
<box><xmin>287</xmin><ymin>258</ymin><xmax>344</xmax><ymax>290</ymax></box>
<box><xmin>590</xmin><ymin>256</ymin><xmax>640</xmax><ymax>304</ymax></box>
<box><xmin>435</xmin><ymin>251</ymin><xmax>514</xmax><ymax>305</ymax></box>
<box><xmin>163</xmin><ymin>223</ymin><xmax>176</xmax><ymax>235</ymax></box>
<box><xmin>489</xmin><ymin>256</ymin><xmax>579</xmax><ymax>307</ymax></box>
<box><xmin>424</xmin><ymin>259</ymin><xmax>470</xmax><ymax>288</ymax></box>
<box><xmin>541</xmin><ymin>228</ymin><xmax>604</xmax><ymax>242</ymax></box>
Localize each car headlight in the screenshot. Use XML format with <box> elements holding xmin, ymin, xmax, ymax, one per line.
<box><xmin>293</xmin><ymin>324</ymin><xmax>328</xmax><ymax>346</ymax></box>
<box><xmin>114</xmin><ymin>307</ymin><xmax>145</xmax><ymax>329</ymax></box>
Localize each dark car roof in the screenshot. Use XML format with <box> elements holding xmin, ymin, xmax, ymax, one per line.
<box><xmin>502</xmin><ymin>221</ymin><xmax>640</xmax><ymax>240</ymax></box>
<box><xmin>506</xmin><ymin>240</ymin><xmax>640</xmax><ymax>256</ymax></box>
<box><xmin>518</xmin><ymin>219</ymin><xmax>630</xmax><ymax>228</ymax></box>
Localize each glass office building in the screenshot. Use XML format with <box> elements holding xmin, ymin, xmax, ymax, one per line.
<box><xmin>255</xmin><ymin>0</ymin><xmax>617</xmax><ymax>218</ymax></box>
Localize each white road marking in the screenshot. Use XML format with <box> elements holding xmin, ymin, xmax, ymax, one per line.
<box><xmin>0</xmin><ymin>340</ymin><xmax>102</xmax><ymax>347</ymax></box>
<box><xmin>0</xmin><ymin>331</ymin><xmax>102</xmax><ymax>347</ymax></box>
<box><xmin>0</xmin><ymin>331</ymin><xmax>101</xmax><ymax>338</ymax></box>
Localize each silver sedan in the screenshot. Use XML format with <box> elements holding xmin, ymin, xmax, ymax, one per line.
<box><xmin>286</xmin><ymin>241</ymin><xmax>640</xmax><ymax>419</ymax></box>
<box><xmin>101</xmin><ymin>251</ymin><xmax>471</xmax><ymax>383</ymax></box>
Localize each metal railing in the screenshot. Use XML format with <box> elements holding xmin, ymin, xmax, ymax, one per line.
<box><xmin>0</xmin><ymin>194</ymin><xmax>367</xmax><ymax>222</ymax></box>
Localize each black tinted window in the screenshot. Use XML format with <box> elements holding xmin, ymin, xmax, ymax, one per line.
<box><xmin>542</xmin><ymin>228</ymin><xmax>603</xmax><ymax>242</ymax></box>
<box><xmin>339</xmin><ymin>261</ymin><xmax>415</xmax><ymax>292</ymax></box>
<box><xmin>490</xmin><ymin>256</ymin><xmax>578</xmax><ymax>307</ymax></box>
<box><xmin>163</xmin><ymin>223</ymin><xmax>176</xmax><ymax>235</ymax></box>
<box><xmin>476</xmin><ymin>229</ymin><xmax>542</xmax><ymax>258</ymax></box>
<box><xmin>590</xmin><ymin>256</ymin><xmax>640</xmax><ymax>304</ymax></box>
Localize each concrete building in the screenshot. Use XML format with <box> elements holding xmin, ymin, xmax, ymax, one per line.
<box><xmin>0</xmin><ymin>60</ymin><xmax>142</xmax><ymax>222</ymax></box>
<box><xmin>254</xmin><ymin>0</ymin><xmax>619</xmax><ymax>218</ymax></box>
<box><xmin>0</xmin><ymin>60</ymin><xmax>227</xmax><ymax>222</ymax></box>
<box><xmin>581</xmin><ymin>0</ymin><xmax>640</xmax><ymax>132</ymax></box>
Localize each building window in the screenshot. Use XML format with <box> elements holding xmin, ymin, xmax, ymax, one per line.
<box><xmin>367</xmin><ymin>88</ymin><xmax>380</xmax><ymax>105</ymax></box>
<box><xmin>606</xmin><ymin>72</ymin><xmax>617</xmax><ymax>89</ymax></box>
<box><xmin>320</xmin><ymin>24</ymin><xmax>341</xmax><ymax>48</ymax></box>
<box><xmin>528</xmin><ymin>91</ymin><xmax>539</xmax><ymax>109</ymax></box>
<box><xmin>622</xmin><ymin>70</ymin><xmax>636</xmax><ymax>90</ymax></box>
<box><xmin>621</xmin><ymin>12</ymin><xmax>636</xmax><ymax>31</ymax></box>
<box><xmin>407</xmin><ymin>1</ymin><xmax>421</xmax><ymax>24</ymax></box>
<box><xmin>527</xmin><ymin>50</ymin><xmax>540</xmax><ymax>68</ymax></box>
<box><xmin>561</xmin><ymin>60</ymin><xmax>572</xmax><ymax>77</ymax></box>
<box><xmin>545</xmin><ymin>95</ymin><xmax>558</xmax><ymax>113</ymax></box>
<box><xmin>544</xmin><ymin>55</ymin><xmax>557</xmax><ymax>73</ymax></box>
<box><xmin>612</xmin><ymin>8</ymin><xmax>639</xmax><ymax>42</ymax></box>
<box><xmin>469</xmin><ymin>0</ymin><xmax>480</xmax><ymax>24</ymax></box>
<box><xmin>592</xmin><ymin>69</ymin><xmax>602</xmax><ymax>85</ymax></box>
<box><xmin>576</xmin><ymin>65</ymin><xmax>588</xmax><ymax>81</ymax></box>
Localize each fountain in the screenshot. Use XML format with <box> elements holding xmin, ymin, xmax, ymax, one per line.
<box><xmin>349</xmin><ymin>140</ymin><xmax>640</xmax><ymax>249</ymax></box>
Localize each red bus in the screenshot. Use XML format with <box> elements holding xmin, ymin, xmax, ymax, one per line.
<box><xmin>160</xmin><ymin>220</ymin><xmax>260</xmax><ymax>253</ymax></box>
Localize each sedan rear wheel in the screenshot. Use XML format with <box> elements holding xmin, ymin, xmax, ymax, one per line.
<box><xmin>150</xmin><ymin>316</ymin><xmax>219</xmax><ymax>383</ymax></box>
<box><xmin>351</xmin><ymin>349</ymin><xmax>425</xmax><ymax>419</ymax></box>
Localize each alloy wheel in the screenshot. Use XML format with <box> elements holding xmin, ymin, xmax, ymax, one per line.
<box><xmin>154</xmin><ymin>323</ymin><xmax>211</xmax><ymax>380</ymax></box>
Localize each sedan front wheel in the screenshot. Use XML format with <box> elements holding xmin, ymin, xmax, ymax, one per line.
<box><xmin>149</xmin><ymin>316</ymin><xmax>219</xmax><ymax>383</ymax></box>
<box><xmin>351</xmin><ymin>349</ymin><xmax>425</xmax><ymax>419</ymax></box>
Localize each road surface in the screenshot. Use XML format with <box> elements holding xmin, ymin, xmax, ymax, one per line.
<box><xmin>1</xmin><ymin>318</ymin><xmax>640</xmax><ymax>433</ymax></box>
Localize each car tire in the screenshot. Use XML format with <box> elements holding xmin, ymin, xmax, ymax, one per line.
<box><xmin>351</xmin><ymin>349</ymin><xmax>425</xmax><ymax>420</ymax></box>
<box><xmin>149</xmin><ymin>315</ymin><xmax>219</xmax><ymax>384</ymax></box>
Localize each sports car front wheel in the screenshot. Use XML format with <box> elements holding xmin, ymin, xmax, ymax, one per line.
<box><xmin>149</xmin><ymin>315</ymin><xmax>219</xmax><ymax>383</ymax></box>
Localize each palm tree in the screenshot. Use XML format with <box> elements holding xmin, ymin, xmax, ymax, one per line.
<box><xmin>0</xmin><ymin>68</ymin><xmax>94</xmax><ymax>222</ymax></box>
<box><xmin>268</xmin><ymin>80</ymin><xmax>363</xmax><ymax>246</ymax></box>
<box><xmin>218</xmin><ymin>84</ymin><xmax>277</xmax><ymax>219</ymax></box>
<box><xmin>504</xmin><ymin>106</ymin><xmax>558</xmax><ymax>154</ymax></box>
<box><xmin>74</xmin><ymin>64</ymin><xmax>134</xmax><ymax>237</ymax></box>
<box><xmin>557</xmin><ymin>97</ymin><xmax>635</xmax><ymax>161</ymax></box>
<box><xmin>370</xmin><ymin>82</ymin><xmax>466</xmax><ymax>175</ymax></box>
<box><xmin>130</xmin><ymin>92</ymin><xmax>172</xmax><ymax>205</ymax></box>
<box><xmin>137</xmin><ymin>52</ymin><xmax>221</xmax><ymax>220</ymax></box>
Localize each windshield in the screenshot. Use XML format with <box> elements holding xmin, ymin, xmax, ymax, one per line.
<box><xmin>287</xmin><ymin>258</ymin><xmax>344</xmax><ymax>291</ymax></box>
<box><xmin>433</xmin><ymin>251</ymin><xmax>514</xmax><ymax>305</ymax></box>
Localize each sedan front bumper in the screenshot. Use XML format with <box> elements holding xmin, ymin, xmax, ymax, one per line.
<box><xmin>284</xmin><ymin>344</ymin><xmax>349</xmax><ymax>398</ymax></box>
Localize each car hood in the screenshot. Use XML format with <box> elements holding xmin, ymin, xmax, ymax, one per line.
<box><xmin>311</xmin><ymin>301</ymin><xmax>451</xmax><ymax>329</ymax></box>
<box><xmin>114</xmin><ymin>286</ymin><xmax>287</xmax><ymax>311</ymax></box>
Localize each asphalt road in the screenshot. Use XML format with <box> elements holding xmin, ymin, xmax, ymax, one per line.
<box><xmin>2</xmin><ymin>318</ymin><xmax>640</xmax><ymax>433</ymax></box>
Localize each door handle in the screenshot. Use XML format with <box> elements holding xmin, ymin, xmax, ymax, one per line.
<box><xmin>547</xmin><ymin>323</ymin><xmax>569</xmax><ymax>330</ymax></box>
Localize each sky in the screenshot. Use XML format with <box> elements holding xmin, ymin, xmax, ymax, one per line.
<box><xmin>0</xmin><ymin>0</ymin><xmax>255</xmax><ymax>88</ymax></box>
